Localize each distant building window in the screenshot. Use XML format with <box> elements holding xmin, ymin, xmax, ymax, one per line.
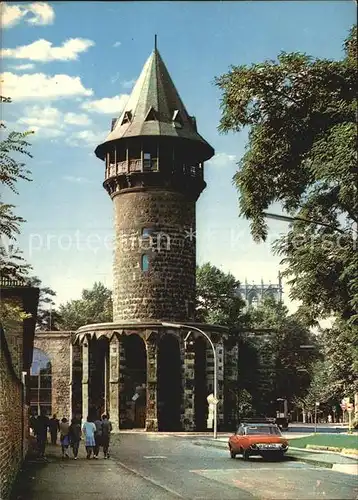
<box><xmin>141</xmin><ymin>254</ymin><xmax>149</xmax><ymax>272</ymax></box>
<box><xmin>30</xmin><ymin>348</ymin><xmax>52</xmax><ymax>416</ymax></box>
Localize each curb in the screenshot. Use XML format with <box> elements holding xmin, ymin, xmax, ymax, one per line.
<box><xmin>289</xmin><ymin>446</ymin><xmax>358</xmax><ymax>461</ymax></box>
<box><xmin>192</xmin><ymin>439</ymin><xmax>354</xmax><ymax>470</ymax></box>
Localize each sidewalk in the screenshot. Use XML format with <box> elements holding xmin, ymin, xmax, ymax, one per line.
<box><xmin>10</xmin><ymin>442</ymin><xmax>162</xmax><ymax>500</ymax></box>
<box><xmin>191</xmin><ymin>437</ymin><xmax>358</xmax><ymax>475</ymax></box>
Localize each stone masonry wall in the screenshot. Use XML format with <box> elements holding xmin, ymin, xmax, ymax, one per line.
<box><xmin>112</xmin><ymin>190</ymin><xmax>196</xmax><ymax>323</ymax></box>
<box><xmin>0</xmin><ymin>335</ymin><xmax>23</xmax><ymax>500</ymax></box>
<box><xmin>34</xmin><ymin>332</ymin><xmax>72</xmax><ymax>419</ymax></box>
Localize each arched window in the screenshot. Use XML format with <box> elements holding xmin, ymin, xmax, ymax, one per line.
<box><xmin>29</xmin><ymin>348</ymin><xmax>52</xmax><ymax>416</ymax></box>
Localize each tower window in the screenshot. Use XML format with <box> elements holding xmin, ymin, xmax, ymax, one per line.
<box><xmin>172</xmin><ymin>109</ymin><xmax>183</xmax><ymax>129</ymax></box>
<box><xmin>141</xmin><ymin>254</ymin><xmax>149</xmax><ymax>272</ymax></box>
<box><xmin>142</xmin><ymin>228</ymin><xmax>154</xmax><ymax>237</ymax></box>
<box><xmin>145</xmin><ymin>106</ymin><xmax>158</xmax><ymax>122</ymax></box>
<box><xmin>121</xmin><ymin>110</ymin><xmax>132</xmax><ymax>125</ymax></box>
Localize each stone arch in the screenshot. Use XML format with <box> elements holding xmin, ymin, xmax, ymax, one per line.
<box><xmin>29</xmin><ymin>347</ymin><xmax>52</xmax><ymax>416</ymax></box>
<box><xmin>122</xmin><ymin>334</ymin><xmax>147</xmax><ymax>428</ymax></box>
<box><xmin>157</xmin><ymin>334</ymin><xmax>182</xmax><ymax>431</ymax></box>
<box><xmin>194</xmin><ymin>337</ymin><xmax>207</xmax><ymax>431</ymax></box>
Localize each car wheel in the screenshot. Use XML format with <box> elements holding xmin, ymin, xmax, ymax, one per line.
<box><xmin>242</xmin><ymin>449</ymin><xmax>250</xmax><ymax>461</ymax></box>
<box><xmin>229</xmin><ymin>445</ymin><xmax>236</xmax><ymax>459</ymax></box>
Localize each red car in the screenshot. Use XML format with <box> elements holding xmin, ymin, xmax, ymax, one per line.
<box><xmin>228</xmin><ymin>422</ymin><xmax>289</xmax><ymax>460</ymax></box>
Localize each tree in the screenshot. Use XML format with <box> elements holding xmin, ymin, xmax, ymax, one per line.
<box><xmin>195</xmin><ymin>263</ymin><xmax>247</xmax><ymax>327</ymax></box>
<box><xmin>27</xmin><ymin>276</ymin><xmax>62</xmax><ymax>331</ymax></box>
<box><xmin>319</xmin><ymin>319</ymin><xmax>358</xmax><ymax>400</ymax></box>
<box><xmin>0</xmin><ymin>105</ymin><xmax>34</xmax><ymax>280</ymax></box>
<box><xmin>58</xmin><ymin>282</ymin><xmax>113</xmax><ymax>330</ymax></box>
<box><xmin>248</xmin><ymin>296</ymin><xmax>321</xmax><ymax>412</ymax></box>
<box><xmin>215</xmin><ymin>26</ymin><xmax>357</xmax><ymax>324</ymax></box>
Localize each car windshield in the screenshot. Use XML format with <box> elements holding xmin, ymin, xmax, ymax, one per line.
<box><xmin>245</xmin><ymin>426</ymin><xmax>281</xmax><ymax>435</ymax></box>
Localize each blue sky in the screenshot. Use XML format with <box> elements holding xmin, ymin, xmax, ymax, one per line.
<box><xmin>2</xmin><ymin>1</ymin><xmax>356</xmax><ymax>311</ymax></box>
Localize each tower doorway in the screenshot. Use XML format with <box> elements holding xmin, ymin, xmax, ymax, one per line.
<box><xmin>194</xmin><ymin>337</ymin><xmax>207</xmax><ymax>431</ymax></box>
<box><xmin>157</xmin><ymin>334</ymin><xmax>182</xmax><ymax>431</ymax></box>
<box><xmin>123</xmin><ymin>335</ymin><xmax>147</xmax><ymax>428</ymax></box>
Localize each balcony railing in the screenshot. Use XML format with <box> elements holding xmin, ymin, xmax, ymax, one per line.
<box><xmin>105</xmin><ymin>159</ymin><xmax>203</xmax><ymax>179</ymax></box>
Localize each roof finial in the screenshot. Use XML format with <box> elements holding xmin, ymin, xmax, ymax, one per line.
<box><xmin>154</xmin><ymin>34</ymin><xmax>157</xmax><ymax>51</ymax></box>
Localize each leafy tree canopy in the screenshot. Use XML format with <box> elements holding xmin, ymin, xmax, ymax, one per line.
<box><xmin>58</xmin><ymin>282</ymin><xmax>113</xmax><ymax>330</ymax></box>
<box><xmin>215</xmin><ymin>26</ymin><xmax>357</xmax><ymax>324</ymax></box>
<box><xmin>195</xmin><ymin>262</ymin><xmax>247</xmax><ymax>328</ymax></box>
<box><xmin>0</xmin><ymin>100</ymin><xmax>34</xmax><ymax>281</ymax></box>
<box><xmin>248</xmin><ymin>296</ymin><xmax>321</xmax><ymax>407</ymax></box>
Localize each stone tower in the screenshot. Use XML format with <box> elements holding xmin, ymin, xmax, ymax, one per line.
<box><xmin>95</xmin><ymin>42</ymin><xmax>214</xmax><ymax>324</ymax></box>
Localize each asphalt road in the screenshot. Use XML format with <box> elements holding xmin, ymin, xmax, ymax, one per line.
<box><xmin>109</xmin><ymin>434</ymin><xmax>357</xmax><ymax>500</ymax></box>
<box><xmin>11</xmin><ymin>434</ymin><xmax>357</xmax><ymax>500</ymax></box>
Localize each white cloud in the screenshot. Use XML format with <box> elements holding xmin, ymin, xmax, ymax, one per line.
<box><xmin>81</xmin><ymin>94</ymin><xmax>129</xmax><ymax>114</ymax></box>
<box><xmin>30</xmin><ymin>126</ymin><xmax>65</xmax><ymax>139</ymax></box>
<box><xmin>2</xmin><ymin>38</ymin><xmax>95</xmax><ymax>62</ymax></box>
<box><xmin>207</xmin><ymin>153</ymin><xmax>237</xmax><ymax>168</ymax></box>
<box><xmin>18</xmin><ymin>105</ymin><xmax>62</xmax><ymax>127</ymax></box>
<box><xmin>113</xmin><ymin>41</ymin><xmax>121</xmax><ymax>48</ymax></box>
<box><xmin>63</xmin><ymin>175</ymin><xmax>93</xmax><ymax>184</ymax></box>
<box><xmin>10</xmin><ymin>63</ymin><xmax>35</xmax><ymax>71</ymax></box>
<box><xmin>25</xmin><ymin>2</ymin><xmax>55</xmax><ymax>25</ymax></box>
<box><xmin>16</xmin><ymin>105</ymin><xmax>92</xmax><ymax>140</ymax></box>
<box><xmin>64</xmin><ymin>112</ymin><xmax>92</xmax><ymax>126</ymax></box>
<box><xmin>2</xmin><ymin>2</ymin><xmax>55</xmax><ymax>28</ymax></box>
<box><xmin>65</xmin><ymin>129</ymin><xmax>101</xmax><ymax>147</ymax></box>
<box><xmin>2</xmin><ymin>72</ymin><xmax>93</xmax><ymax>100</ymax></box>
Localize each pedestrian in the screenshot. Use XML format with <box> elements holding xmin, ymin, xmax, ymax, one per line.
<box><xmin>101</xmin><ymin>413</ymin><xmax>113</xmax><ymax>459</ymax></box>
<box><xmin>69</xmin><ymin>418</ymin><xmax>81</xmax><ymax>460</ymax></box>
<box><xmin>93</xmin><ymin>414</ymin><xmax>103</xmax><ymax>459</ymax></box>
<box><xmin>49</xmin><ymin>414</ymin><xmax>60</xmax><ymax>445</ymax></box>
<box><xmin>82</xmin><ymin>415</ymin><xmax>96</xmax><ymax>459</ymax></box>
<box><xmin>59</xmin><ymin>417</ymin><xmax>70</xmax><ymax>458</ymax></box>
<box><xmin>35</xmin><ymin>408</ymin><xmax>50</xmax><ymax>458</ymax></box>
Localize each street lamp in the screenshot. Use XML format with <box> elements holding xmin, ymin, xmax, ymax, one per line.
<box><xmin>162</xmin><ymin>322</ymin><xmax>218</xmax><ymax>439</ymax></box>
<box><xmin>263</xmin><ymin>212</ymin><xmax>345</xmax><ymax>234</ymax></box>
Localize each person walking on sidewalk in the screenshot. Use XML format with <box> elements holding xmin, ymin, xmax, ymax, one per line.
<box><xmin>49</xmin><ymin>414</ymin><xmax>60</xmax><ymax>445</ymax></box>
<box><xmin>82</xmin><ymin>416</ymin><xmax>96</xmax><ymax>459</ymax></box>
<box><xmin>35</xmin><ymin>409</ymin><xmax>50</xmax><ymax>459</ymax></box>
<box><xmin>59</xmin><ymin>417</ymin><xmax>70</xmax><ymax>458</ymax></box>
<box><xmin>101</xmin><ymin>414</ymin><xmax>113</xmax><ymax>459</ymax></box>
<box><xmin>93</xmin><ymin>415</ymin><xmax>103</xmax><ymax>459</ymax></box>
<box><xmin>69</xmin><ymin>418</ymin><xmax>81</xmax><ymax>459</ymax></box>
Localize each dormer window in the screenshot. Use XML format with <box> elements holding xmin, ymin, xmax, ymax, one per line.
<box><xmin>121</xmin><ymin>110</ymin><xmax>132</xmax><ymax>125</ymax></box>
<box><xmin>145</xmin><ymin>106</ymin><xmax>158</xmax><ymax>122</ymax></box>
<box><xmin>111</xmin><ymin>118</ymin><xmax>117</xmax><ymax>131</ymax></box>
<box><xmin>172</xmin><ymin>109</ymin><xmax>183</xmax><ymax>129</ymax></box>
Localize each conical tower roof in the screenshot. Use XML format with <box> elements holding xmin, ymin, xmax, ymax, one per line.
<box><xmin>95</xmin><ymin>47</ymin><xmax>214</xmax><ymax>161</ymax></box>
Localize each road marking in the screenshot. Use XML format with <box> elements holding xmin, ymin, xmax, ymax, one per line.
<box><xmin>115</xmin><ymin>459</ymin><xmax>183</xmax><ymax>498</ymax></box>
<box><xmin>143</xmin><ymin>455</ymin><xmax>167</xmax><ymax>459</ymax></box>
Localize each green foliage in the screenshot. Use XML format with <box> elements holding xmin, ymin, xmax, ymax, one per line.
<box><xmin>0</xmin><ymin>119</ymin><xmax>34</xmax><ymax>281</ymax></box>
<box><xmin>215</xmin><ymin>26</ymin><xmax>357</xmax><ymax>323</ymax></box>
<box><xmin>0</xmin><ymin>298</ymin><xmax>31</xmax><ymax>332</ymax></box>
<box><xmin>58</xmin><ymin>282</ymin><xmax>113</xmax><ymax>330</ymax></box>
<box><xmin>27</xmin><ymin>276</ymin><xmax>62</xmax><ymax>331</ymax></box>
<box><xmin>195</xmin><ymin>262</ymin><xmax>247</xmax><ymax>328</ymax></box>
<box><xmin>247</xmin><ymin>296</ymin><xmax>320</xmax><ymax>409</ymax></box>
<box><xmin>0</xmin><ymin>130</ymin><xmax>33</xmax><ymax>193</ymax></box>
